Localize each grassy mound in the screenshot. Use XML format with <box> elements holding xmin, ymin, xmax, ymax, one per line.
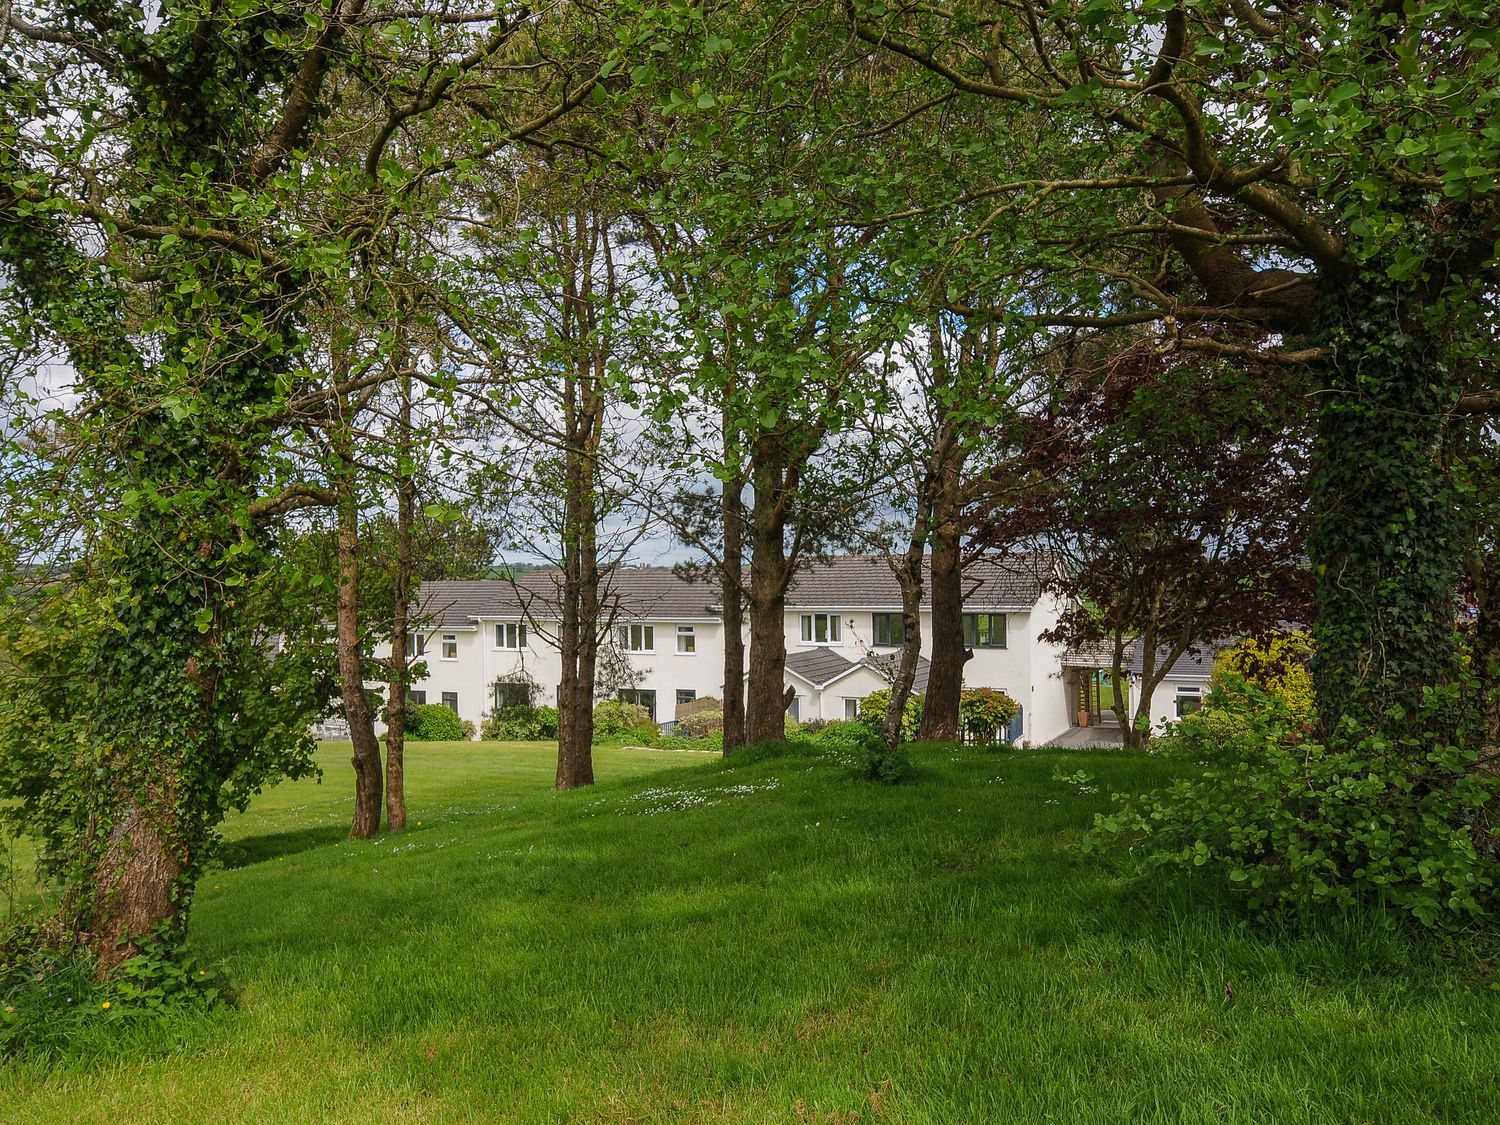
<box><xmin>2</xmin><ymin>740</ymin><xmax>1496</xmax><ymax>1123</ymax></box>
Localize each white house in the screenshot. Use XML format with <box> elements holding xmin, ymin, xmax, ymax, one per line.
<box><xmin>366</xmin><ymin>553</ymin><xmax>1216</xmax><ymax>745</ymax></box>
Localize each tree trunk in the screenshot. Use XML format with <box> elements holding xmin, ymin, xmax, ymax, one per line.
<box><xmin>721</xmin><ymin>436</ymin><xmax>747</xmax><ymax>754</ymax></box>
<box><xmin>746</xmin><ymin>450</ymin><xmax>793</xmax><ymax>744</ymax></box>
<box><xmin>88</xmin><ymin>793</ymin><xmax>184</xmax><ymax>973</ymax></box>
<box><xmin>385</xmin><ymin>371</ymin><xmax>413</xmax><ymax>831</ymax></box>
<box><xmin>883</xmin><ymin>546</ymin><xmax>926</xmax><ymax>749</ymax></box>
<box><xmin>556</xmin><ymin>460</ymin><xmax>599</xmax><ymax>789</ymax></box>
<box><xmin>920</xmin><ymin>529</ymin><xmax>968</xmax><ymax>741</ymax></box>
<box><xmin>554</xmin><ymin>207</ymin><xmax>603</xmax><ymax>790</ymax></box>
<box><xmin>1308</xmin><ymin>279</ymin><xmax>1465</xmax><ymax>744</ymax></box>
<box><xmin>337</xmin><ymin>456</ymin><xmax>383</xmax><ymax>839</ymax></box>
<box><xmin>1110</xmin><ymin>634</ymin><xmax>1146</xmax><ymax>751</ymax></box>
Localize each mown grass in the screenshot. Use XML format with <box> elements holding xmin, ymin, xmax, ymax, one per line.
<box><xmin>2</xmin><ymin>739</ymin><xmax>1496</xmax><ymax>1123</ymax></box>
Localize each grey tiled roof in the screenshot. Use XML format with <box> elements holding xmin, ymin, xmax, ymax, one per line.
<box><xmin>1062</xmin><ymin>638</ymin><xmax>1215</xmax><ymax>681</ymax></box>
<box><xmin>787</xmin><ymin>554</ymin><xmax>1051</xmax><ymax>610</ymax></box>
<box><xmin>782</xmin><ymin>648</ymin><xmax>933</xmax><ymax>692</ymax></box>
<box><xmin>413</xmin><ymin>552</ymin><xmax>1050</xmax><ymax>627</ymax></box>
<box><xmin>414</xmin><ymin>569</ymin><xmax>722</xmax><ymax>628</ymax></box>
<box><xmin>784</xmin><ymin>648</ymin><xmax>857</xmax><ymax>686</ymax></box>
<box><xmin>859</xmin><ymin>651</ymin><xmax>933</xmax><ymax>693</ymax></box>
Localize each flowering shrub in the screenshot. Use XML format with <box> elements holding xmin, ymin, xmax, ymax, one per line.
<box><xmin>958</xmin><ymin>687</ymin><xmax>1020</xmax><ymax>744</ymax></box>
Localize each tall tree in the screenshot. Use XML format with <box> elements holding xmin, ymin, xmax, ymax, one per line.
<box><xmin>848</xmin><ymin>0</ymin><xmax>1500</xmax><ymax>747</ymax></box>
<box><xmin>0</xmin><ymin>0</ymin><xmax>613</xmax><ymax>965</ymax></box>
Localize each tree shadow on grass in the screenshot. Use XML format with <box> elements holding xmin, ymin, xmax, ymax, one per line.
<box><xmin>217</xmin><ymin>825</ymin><xmax>347</xmax><ymax>869</ymax></box>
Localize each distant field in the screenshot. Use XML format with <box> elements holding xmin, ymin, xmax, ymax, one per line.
<box><xmin>3</xmin><ymin>740</ymin><xmax>1496</xmax><ymax>1123</ymax></box>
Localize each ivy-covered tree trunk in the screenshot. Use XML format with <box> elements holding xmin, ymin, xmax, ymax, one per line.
<box><xmin>1472</xmin><ymin>549</ymin><xmax>1500</xmax><ymax>749</ymax></box>
<box><xmin>1308</xmin><ymin>279</ymin><xmax>1465</xmax><ymax>743</ymax></box>
<box><xmin>82</xmin><ymin>539</ymin><xmax>215</xmax><ymax>970</ymax></box>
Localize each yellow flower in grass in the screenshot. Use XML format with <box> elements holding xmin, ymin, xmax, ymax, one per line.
<box><xmin>101</xmin><ymin>1001</ymin><xmax>111</xmax><ymax>1010</ymax></box>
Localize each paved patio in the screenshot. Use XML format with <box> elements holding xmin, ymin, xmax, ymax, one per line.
<box><xmin>1044</xmin><ymin>721</ymin><xmax>1125</xmax><ymax>749</ymax></box>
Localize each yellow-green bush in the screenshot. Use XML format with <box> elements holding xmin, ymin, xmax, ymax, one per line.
<box><xmin>1213</xmin><ymin>630</ymin><xmax>1315</xmax><ymax>727</ymax></box>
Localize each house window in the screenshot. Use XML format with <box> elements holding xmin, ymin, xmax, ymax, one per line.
<box><xmin>441</xmin><ymin>633</ymin><xmax>458</xmax><ymax>660</ymax></box>
<box><xmin>404</xmin><ymin>631</ymin><xmax>428</xmax><ymax>657</ymax></box>
<box><xmin>618</xmin><ymin>623</ymin><xmax>654</xmax><ymax>652</ymax></box>
<box><xmin>676</xmin><ymin>689</ymin><xmax>696</xmax><ymax>707</ymax></box>
<box><xmin>844</xmin><ymin>697</ymin><xmax>860</xmax><ymax>721</ymax></box>
<box><xmin>872</xmin><ymin>612</ymin><xmax>904</xmax><ymax>647</ymax></box>
<box><xmin>408</xmin><ymin>689</ymin><xmax>427</xmax><ymax>707</ymax></box>
<box><xmin>963</xmin><ymin>613</ymin><xmax>1007</xmax><ymax>649</ymax></box>
<box><xmin>618</xmin><ymin>688</ymin><xmax>657</xmax><ymax>719</ymax></box>
<box><xmin>1175</xmin><ymin>686</ymin><xmax>1203</xmax><ymax>718</ymax></box>
<box><xmin>800</xmin><ymin>613</ymin><xmax>841</xmax><ymax>644</ymax></box>
<box><xmin>493</xmin><ymin>622</ymin><xmax>527</xmax><ymax>650</ymax></box>
<box><xmin>494</xmin><ymin>681</ymin><xmax>530</xmax><ymax>711</ymax></box>
<box><xmin>676</xmin><ymin>625</ymin><xmax>696</xmax><ymax>653</ymax></box>
<box><xmin>440</xmin><ymin>691</ymin><xmax>458</xmax><ymax>712</ymax></box>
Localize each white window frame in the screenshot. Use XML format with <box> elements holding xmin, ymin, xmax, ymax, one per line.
<box><xmin>617</xmin><ymin>623</ymin><xmax>655</xmax><ymax>653</ymax></box>
<box><xmin>440</xmin><ymin>691</ymin><xmax>459</xmax><ymax>712</ymax></box>
<box><xmin>493</xmin><ymin>621</ymin><xmax>527</xmax><ymax>650</ymax></box>
<box><xmin>675</xmin><ymin>625</ymin><xmax>696</xmax><ymax>654</ymax></box>
<box><xmin>1174</xmin><ymin>685</ymin><xmax>1204</xmax><ymax>719</ymax></box>
<box><xmin>844</xmin><ymin>697</ymin><xmax>861</xmax><ymax>721</ymax></box>
<box><xmin>800</xmin><ymin>613</ymin><xmax>841</xmax><ymax>645</ymax></box>
<box><xmin>440</xmin><ymin>633</ymin><xmax>458</xmax><ymax>660</ymax></box>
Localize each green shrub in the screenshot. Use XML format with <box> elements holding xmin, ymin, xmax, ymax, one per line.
<box><xmin>675</xmin><ymin>708</ymin><xmax>724</xmax><ymax>739</ymax></box>
<box><xmin>805</xmin><ymin>719</ymin><xmax>866</xmax><ymax>749</ymax></box>
<box><xmin>857</xmin><ymin>689</ymin><xmax>924</xmax><ymax>740</ymax></box>
<box><xmin>958</xmin><ymin>687</ymin><xmax>1020</xmax><ymax>745</ymax></box>
<box><xmin>408</xmin><ymin>703</ymin><xmax>468</xmax><ymax>741</ymax></box>
<box><xmin>481</xmin><ymin>705</ymin><xmax>559</xmax><ymax>741</ymax></box>
<box><xmin>850</xmin><ymin>724</ymin><xmax>912</xmax><ymax>784</ymax></box>
<box><xmin>592</xmin><ymin>700</ymin><xmax>657</xmax><ymax>741</ymax></box>
<box><xmin>1090</xmin><ymin>681</ymin><xmax>1500</xmax><ymax>928</ymax></box>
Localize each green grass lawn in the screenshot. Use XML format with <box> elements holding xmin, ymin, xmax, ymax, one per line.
<box><xmin>3</xmin><ymin>740</ymin><xmax>1497</xmax><ymax>1123</ymax></box>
